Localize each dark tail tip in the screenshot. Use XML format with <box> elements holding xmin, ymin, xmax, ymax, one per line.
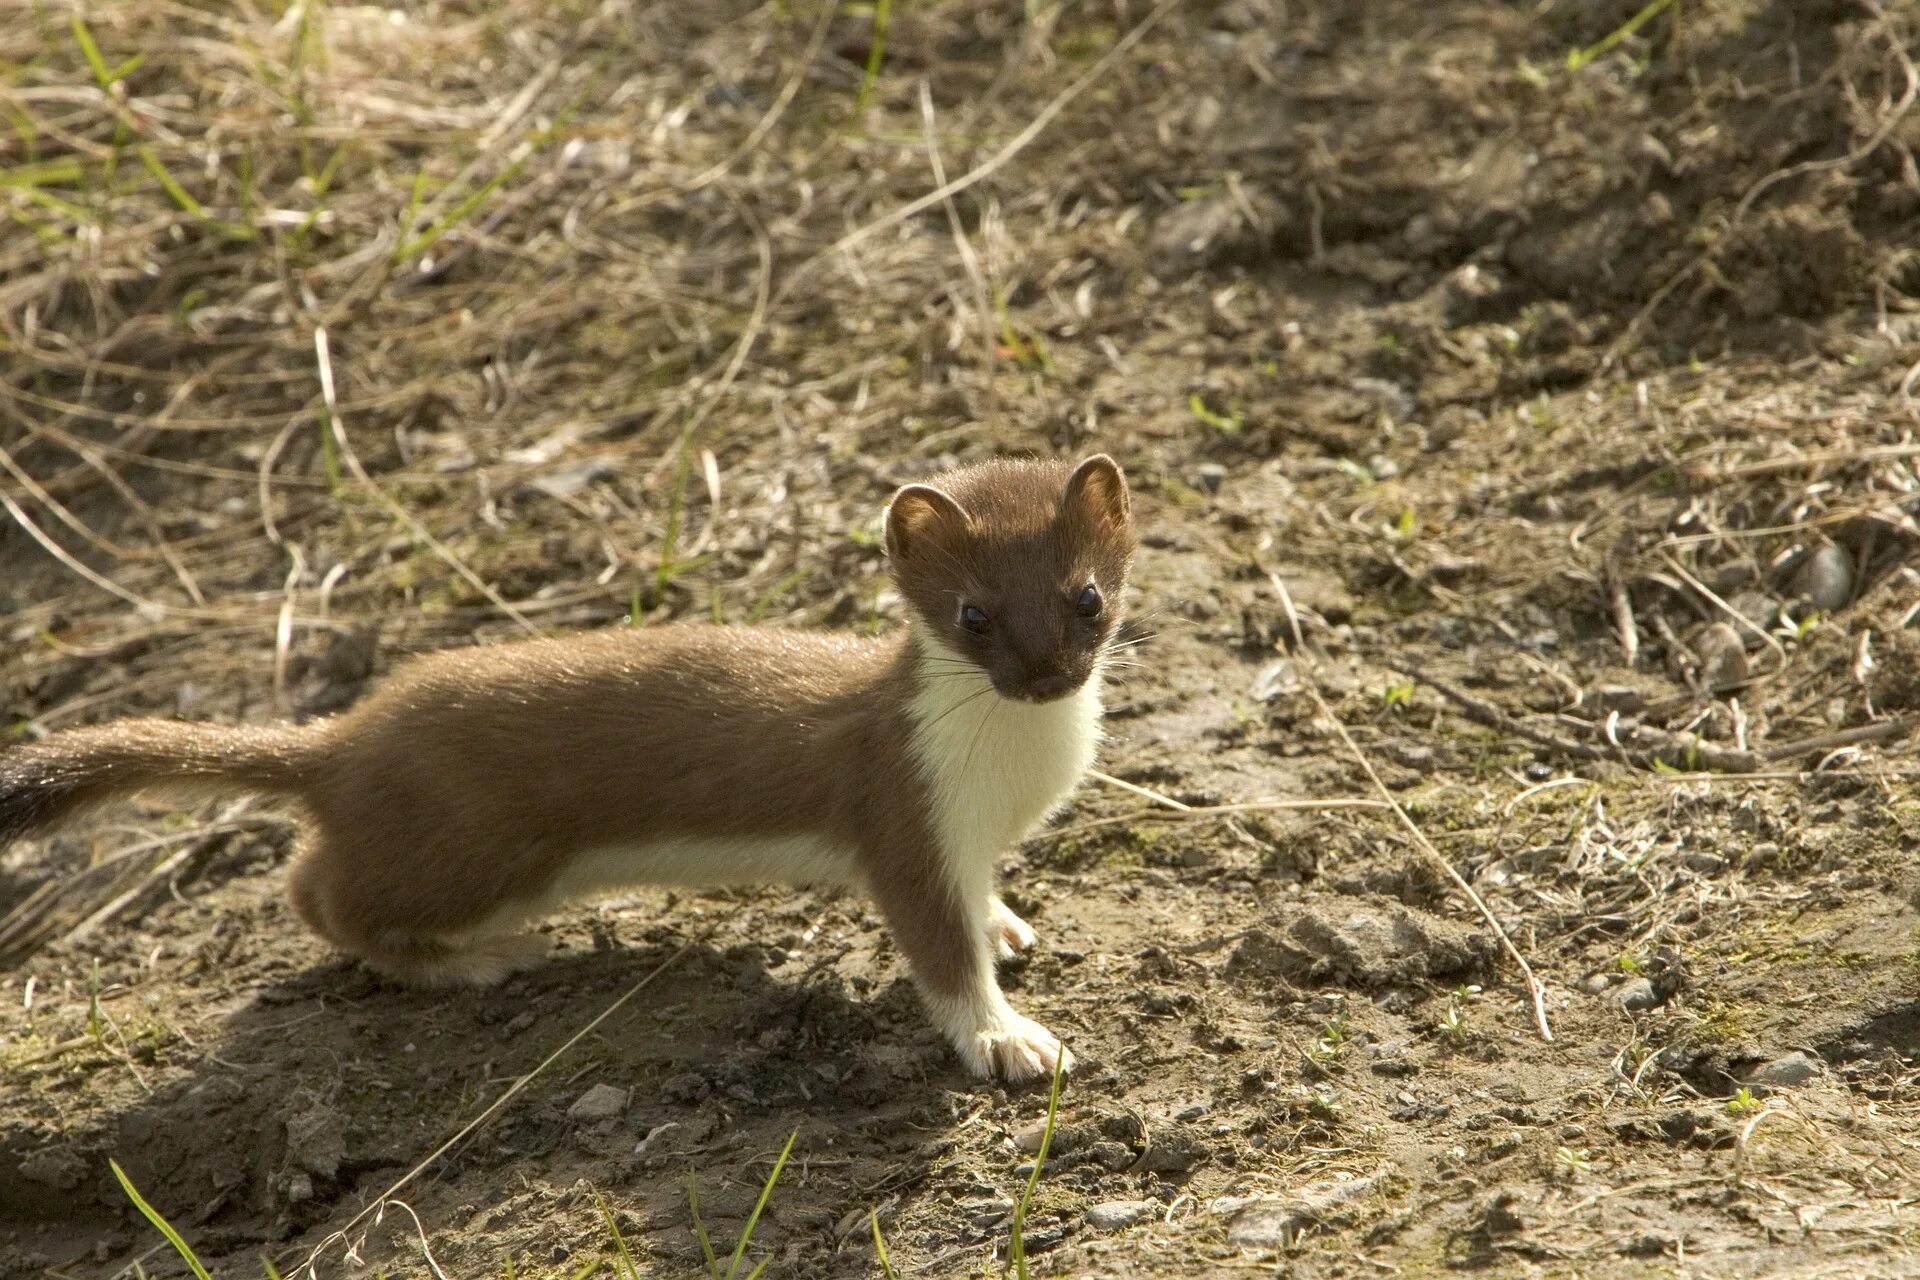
<box><xmin>0</xmin><ymin>753</ymin><xmax>73</xmax><ymax>847</ymax></box>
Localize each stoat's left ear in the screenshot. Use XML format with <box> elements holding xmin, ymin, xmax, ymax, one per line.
<box><xmin>1062</xmin><ymin>454</ymin><xmax>1130</xmax><ymax>530</ymax></box>
<box><xmin>885</xmin><ymin>483</ymin><xmax>974</xmax><ymax>562</ymax></box>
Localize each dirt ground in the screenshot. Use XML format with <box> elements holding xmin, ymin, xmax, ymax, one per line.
<box><xmin>5</xmin><ymin>1</ymin><xmax>1920</xmax><ymax>1276</ymax></box>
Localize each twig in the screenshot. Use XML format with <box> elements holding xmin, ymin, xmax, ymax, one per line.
<box><xmin>1758</xmin><ymin>717</ymin><xmax>1916</xmax><ymax>762</ymax></box>
<box><xmin>1304</xmin><ymin>679</ymin><xmax>1554</xmax><ymax>1042</ymax></box>
<box><xmin>1683</xmin><ymin>442</ymin><xmax>1920</xmax><ymax>484</ymax></box>
<box><xmin>1268</xmin><ymin>571</ymin><xmax>1306</xmax><ymax>652</ymax></box>
<box><xmin>1040</xmin><ymin>797</ymin><xmax>1391</xmax><ymax>842</ymax></box>
<box><xmin>1658</xmin><ymin>551</ymin><xmax>1787</xmax><ymax>663</ymax></box>
<box><xmin>1087</xmin><ymin>769</ymin><xmax>1191</xmax><ymax>811</ymax></box>
<box><xmin>1609</xmin><ymin>571</ymin><xmax>1640</xmax><ymax>668</ymax></box>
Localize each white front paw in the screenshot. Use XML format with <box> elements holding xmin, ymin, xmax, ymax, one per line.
<box><xmin>955</xmin><ymin>1011</ymin><xmax>1075</xmax><ymax>1083</ymax></box>
<box><xmin>988</xmin><ymin>897</ymin><xmax>1039</xmax><ymax>960</ymax></box>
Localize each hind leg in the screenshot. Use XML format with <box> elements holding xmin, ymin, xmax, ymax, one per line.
<box><xmin>354</xmin><ymin>930</ymin><xmax>552</xmax><ymax>987</ymax></box>
<box><xmin>287</xmin><ymin>831</ymin><xmax>550</xmax><ymax>987</ymax></box>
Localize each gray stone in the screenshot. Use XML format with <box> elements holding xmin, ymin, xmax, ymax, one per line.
<box><xmin>1086</xmin><ymin>1200</ymin><xmax>1154</xmax><ymax>1231</ymax></box>
<box><xmin>567</xmin><ymin>1083</ymin><xmax>628</xmax><ymax>1122</ymax></box>
<box><xmin>1223</xmin><ymin>1173</ymin><xmax>1384</xmax><ymax>1247</ymax></box>
<box><xmin>18</xmin><ymin>1146</ymin><xmax>87</xmax><ymax>1190</ymax></box>
<box><xmin>1693</xmin><ymin>622</ymin><xmax>1748</xmax><ymax>689</ymax></box>
<box><xmin>1138</xmin><ymin>1126</ymin><xmax>1210</xmax><ymax>1174</ymax></box>
<box><xmin>1616</xmin><ymin>978</ymin><xmax>1663</xmax><ymax>1012</ymax></box>
<box><xmin>1790</xmin><ymin>543</ymin><xmax>1854</xmax><ymax>612</ymax></box>
<box><xmin>285</xmin><ymin>1103</ymin><xmax>345</xmax><ymax>1178</ymax></box>
<box><xmin>1746</xmin><ymin>1051</ymin><xmax>1824</xmax><ymax>1090</ymax></box>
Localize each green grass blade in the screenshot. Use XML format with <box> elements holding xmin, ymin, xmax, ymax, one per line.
<box><xmin>687</xmin><ymin>1177</ymin><xmax>721</xmax><ymax>1278</ymax></box>
<box><xmin>71</xmin><ymin>16</ymin><xmax>114</xmax><ymax>87</ymax></box>
<box><xmin>854</xmin><ymin>0</ymin><xmax>892</xmax><ymax>115</ymax></box>
<box><xmin>723</xmin><ymin>1128</ymin><xmax>798</xmax><ymax>1280</ymax></box>
<box><xmin>1567</xmin><ymin>0</ymin><xmax>1677</xmax><ymax>71</ymax></box>
<box><xmin>110</xmin><ymin>1159</ymin><xmax>215</xmax><ymax>1280</ymax></box>
<box><xmin>744</xmin><ymin>567</ymin><xmax>809</xmax><ymax>623</ymax></box>
<box><xmin>137</xmin><ymin>146</ymin><xmax>208</xmax><ymax>217</ymax></box>
<box><xmin>870</xmin><ymin>1210</ymin><xmax>901</xmax><ymax>1280</ymax></box>
<box><xmin>1009</xmin><ymin>1049</ymin><xmax>1066</xmax><ymax>1280</ymax></box>
<box><xmin>652</xmin><ymin>423</ymin><xmax>697</xmax><ymax>601</ymax></box>
<box><xmin>594</xmin><ymin>1190</ymin><xmax>642</xmax><ymax>1280</ymax></box>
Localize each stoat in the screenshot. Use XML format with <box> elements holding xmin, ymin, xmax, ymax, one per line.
<box><xmin>0</xmin><ymin>455</ymin><xmax>1135</xmax><ymax>1080</ymax></box>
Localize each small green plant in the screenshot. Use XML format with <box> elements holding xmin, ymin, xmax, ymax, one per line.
<box><xmin>1313</xmin><ymin>1013</ymin><xmax>1352</xmax><ymax>1061</ymax></box>
<box><xmin>1553</xmin><ymin>1146</ymin><xmax>1592</xmax><ymax>1177</ymax></box>
<box><xmin>1379</xmin><ymin>681</ymin><xmax>1415</xmax><ymax>712</ymax></box>
<box><xmin>1009</xmin><ymin>1048</ymin><xmax>1068</xmax><ymax>1280</ymax></box>
<box><xmin>1726</xmin><ymin>1087</ymin><xmax>1762</xmax><ymax>1117</ymax></box>
<box><xmin>1188</xmin><ymin>392</ymin><xmax>1243</xmax><ymax>435</ymax></box>
<box><xmin>1436</xmin><ymin>985</ymin><xmax>1480</xmax><ymax>1040</ymax></box>
<box><xmin>1776</xmin><ymin>607</ymin><xmax>1821</xmax><ymax>642</ymax></box>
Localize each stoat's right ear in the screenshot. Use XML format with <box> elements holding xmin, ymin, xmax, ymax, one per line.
<box><xmin>884</xmin><ymin>484</ymin><xmax>973</xmax><ymax>561</ymax></box>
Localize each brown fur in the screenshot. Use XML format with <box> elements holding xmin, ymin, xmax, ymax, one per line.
<box><xmin>0</xmin><ymin>455</ymin><xmax>1135</xmax><ymax>1079</ymax></box>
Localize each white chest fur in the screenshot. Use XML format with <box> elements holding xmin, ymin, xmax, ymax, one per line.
<box><xmin>905</xmin><ymin>634</ymin><xmax>1102</xmax><ymax>907</ymax></box>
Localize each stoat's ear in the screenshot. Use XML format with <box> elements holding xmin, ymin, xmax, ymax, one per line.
<box><xmin>1062</xmin><ymin>454</ymin><xmax>1130</xmax><ymax>531</ymax></box>
<box><xmin>885</xmin><ymin>484</ymin><xmax>973</xmax><ymax>561</ymax></box>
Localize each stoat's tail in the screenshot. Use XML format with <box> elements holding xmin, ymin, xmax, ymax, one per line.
<box><xmin>0</xmin><ymin>720</ymin><xmax>319</xmax><ymax>844</ymax></box>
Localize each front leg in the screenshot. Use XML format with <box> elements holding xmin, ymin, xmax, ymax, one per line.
<box><xmin>987</xmin><ymin>894</ymin><xmax>1038</xmax><ymax>960</ymax></box>
<box><xmin>863</xmin><ymin>845</ymin><xmax>1073</xmax><ymax>1081</ymax></box>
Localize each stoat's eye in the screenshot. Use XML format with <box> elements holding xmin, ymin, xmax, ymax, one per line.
<box><xmin>958</xmin><ymin>603</ymin><xmax>990</xmax><ymax>634</ymax></box>
<box><xmin>1075</xmin><ymin>584</ymin><xmax>1103</xmax><ymax>618</ymax></box>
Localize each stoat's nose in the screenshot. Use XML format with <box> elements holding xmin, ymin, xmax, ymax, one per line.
<box><xmin>1025</xmin><ymin>673</ymin><xmax>1075</xmax><ymax>701</ymax></box>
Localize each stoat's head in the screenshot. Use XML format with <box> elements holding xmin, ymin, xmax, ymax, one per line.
<box><xmin>885</xmin><ymin>455</ymin><xmax>1136</xmax><ymax>704</ymax></box>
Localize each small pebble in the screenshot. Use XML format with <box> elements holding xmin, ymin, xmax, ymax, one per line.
<box><xmin>1616</xmin><ymin>978</ymin><xmax>1663</xmax><ymax>1012</ymax></box>
<box><xmin>1693</xmin><ymin>622</ymin><xmax>1748</xmax><ymax>689</ymax></box>
<box><xmin>1085</xmin><ymin>1200</ymin><xmax>1153</xmax><ymax>1231</ymax></box>
<box><xmin>566</xmin><ymin>1083</ymin><xmax>628</xmax><ymax>1122</ymax></box>
<box><xmin>1746</xmin><ymin>1050</ymin><xmax>1825</xmax><ymax>1090</ymax></box>
<box><xmin>1790</xmin><ymin>543</ymin><xmax>1854</xmax><ymax>611</ymax></box>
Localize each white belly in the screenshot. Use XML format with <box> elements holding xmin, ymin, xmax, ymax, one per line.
<box><xmin>552</xmin><ymin>835</ymin><xmax>859</xmax><ymax>900</ymax></box>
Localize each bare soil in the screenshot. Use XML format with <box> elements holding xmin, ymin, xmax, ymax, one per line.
<box><xmin>4</xmin><ymin>2</ymin><xmax>1920</xmax><ymax>1277</ymax></box>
